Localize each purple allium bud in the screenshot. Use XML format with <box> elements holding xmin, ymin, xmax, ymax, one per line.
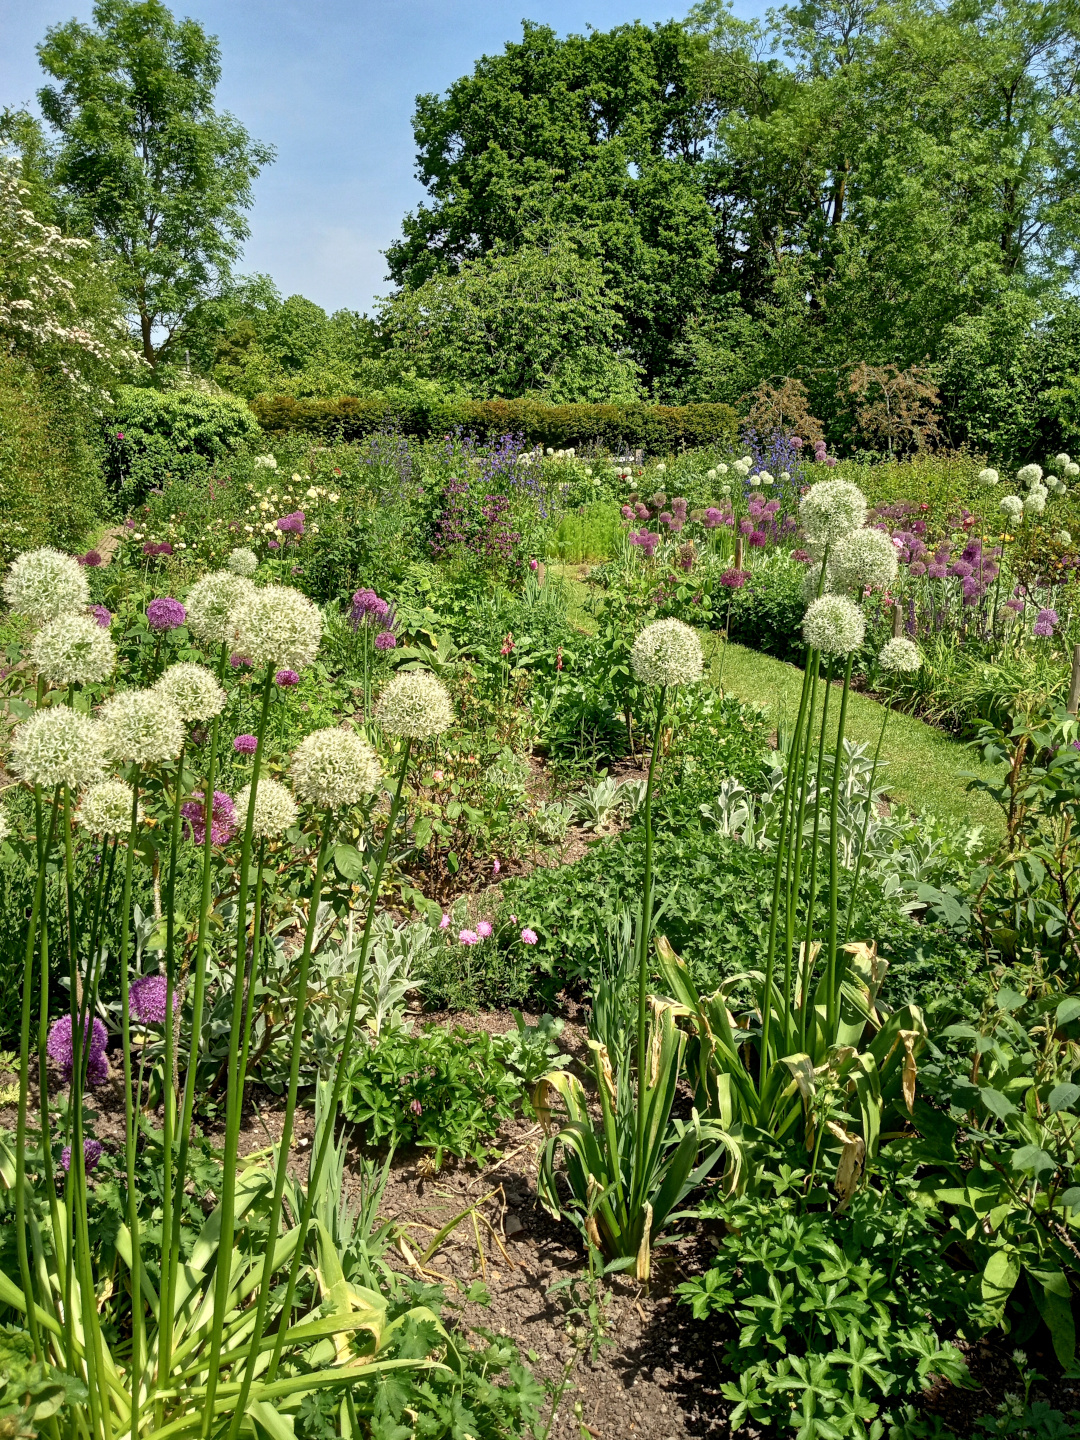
<box><xmin>91</xmin><ymin>605</ymin><xmax>112</xmax><ymax>628</ymax></box>
<box><xmin>1034</xmin><ymin>607</ymin><xmax>1059</xmax><ymax>637</ymax></box>
<box><xmin>181</xmin><ymin>790</ymin><xmax>237</xmax><ymax>846</ymax></box>
<box><xmin>277</xmin><ymin>511</ymin><xmax>305</xmax><ymax>535</ymax></box>
<box><xmin>147</xmin><ymin>598</ymin><xmax>186</xmax><ymax>632</ymax></box>
<box><xmin>129</xmin><ymin>974</ymin><xmax>181</xmax><ymax>1024</ymax></box>
<box><xmin>233</xmin><ymin>734</ymin><xmax>257</xmax><ymax>754</ymax></box>
<box><xmin>374</xmin><ymin>631</ymin><xmax>396</xmax><ymax>651</ymax></box>
<box><xmin>61</xmin><ymin>1138</ymin><xmax>103</xmax><ymax>1173</ymax></box>
<box><xmin>275</xmin><ymin>668</ymin><xmax>300</xmax><ymax>687</ymax></box>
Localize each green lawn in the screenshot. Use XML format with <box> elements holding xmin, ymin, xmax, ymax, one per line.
<box><xmin>708</xmin><ymin>637</ymin><xmax>1003</xmax><ymax>838</ymax></box>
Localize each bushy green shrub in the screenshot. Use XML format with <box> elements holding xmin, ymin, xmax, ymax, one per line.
<box><xmin>104</xmin><ymin>384</ymin><xmax>263</xmax><ymax>506</ymax></box>
<box><xmin>722</xmin><ymin>555</ymin><xmax>807</xmax><ymax>663</ymax></box>
<box><xmin>251</xmin><ymin>393</ymin><xmax>739</xmax><ymax>453</ymax></box>
<box><xmin>0</xmin><ymin>352</ymin><xmax>104</xmax><ymax>561</ymax></box>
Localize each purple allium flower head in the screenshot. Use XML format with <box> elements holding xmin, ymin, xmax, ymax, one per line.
<box><xmin>181</xmin><ymin>790</ymin><xmax>237</xmax><ymax>846</ymax></box>
<box><xmin>790</xmin><ymin>435</ymin><xmax>804</xmax><ymax>449</ymax></box>
<box><xmin>703</xmin><ymin>507</ymin><xmax>723</xmax><ymax>528</ymax></box>
<box><xmin>1005</xmin><ymin>598</ymin><xmax>1024</xmax><ymax>613</ymax></box>
<box><xmin>374</xmin><ymin>630</ymin><xmax>396</xmax><ymax>651</ymax></box>
<box><xmin>719</xmin><ymin>568</ymin><xmax>749</xmax><ymax>589</ymax></box>
<box><xmin>91</xmin><ymin>605</ymin><xmax>112</xmax><ymax>628</ymax></box>
<box><xmin>267</xmin><ymin>540</ymin><xmax>280</xmax><ymax>550</ymax></box>
<box><xmin>78</xmin><ymin>551</ymin><xmax>103</xmax><ymax>568</ymax></box>
<box><xmin>947</xmin><ymin>560</ymin><xmax>973</xmax><ymax>580</ymax></box>
<box><xmin>47</xmin><ymin>1014</ymin><xmax>108</xmax><ymax>1082</ymax></box>
<box><xmin>229</xmin><ymin>653</ymin><xmax>252</xmax><ymax>669</ymax></box>
<box><xmin>1034</xmin><ymin>607</ymin><xmax>1060</xmax><ymax>638</ymax></box>
<box><xmin>634</xmin><ymin>502</ymin><xmax>650</xmax><ymax>520</ymax></box>
<box><xmin>739</xmin><ymin>519</ymin><xmax>754</xmax><ymax>535</ymax></box>
<box><xmin>129</xmin><ymin>974</ymin><xmax>181</xmax><ymax>1024</ymax></box>
<box><xmin>927</xmin><ymin>563</ymin><xmax>947</xmax><ymax>580</ymax></box>
<box><xmin>659</xmin><ymin>511</ymin><xmax>672</xmax><ymax>526</ymax></box>
<box><xmin>909</xmin><ymin>561</ymin><xmax>927</xmax><ymax>578</ymax></box>
<box><xmin>825</xmin><ymin>457</ymin><xmax>837</xmax><ymax>468</ymax></box>
<box><xmin>275</xmin><ymin>669</ymin><xmax>300</xmax><ymax>687</ymax></box>
<box><xmin>792</xmin><ymin>549</ymin><xmax>811</xmax><ymax>563</ymax></box>
<box><xmin>147</xmin><ymin>597</ymin><xmax>186</xmax><ymax>632</ymax></box>
<box><xmin>749</xmin><ymin>530</ymin><xmax>768</xmax><ymax>548</ymax></box>
<box><xmin>61</xmin><ymin>1138</ymin><xmax>103</xmax><ymax>1173</ymax></box>
<box><xmin>277</xmin><ymin>510</ymin><xmax>305</xmax><ymax>535</ymax></box>
<box><xmin>233</xmin><ymin>734</ymin><xmax>257</xmax><ymax>754</ymax></box>
<box><xmin>125</xmin><ymin>517</ymin><xmax>136</xmax><ymax>529</ymax></box>
<box><xmin>621</xmin><ymin>505</ymin><xmax>635</xmax><ymax>520</ymax></box>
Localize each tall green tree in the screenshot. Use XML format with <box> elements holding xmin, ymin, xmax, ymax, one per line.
<box><xmin>36</xmin><ymin>0</ymin><xmax>273</xmax><ymax>369</ymax></box>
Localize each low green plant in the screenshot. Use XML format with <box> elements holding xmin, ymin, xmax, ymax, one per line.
<box><xmin>492</xmin><ymin>1011</ymin><xmax>570</xmax><ymax>1087</ymax></box>
<box><xmin>342</xmin><ymin>1025</ymin><xmax>523</xmax><ymax>1167</ymax></box>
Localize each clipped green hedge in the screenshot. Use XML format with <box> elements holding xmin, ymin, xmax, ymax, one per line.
<box><xmin>250</xmin><ymin>394</ymin><xmax>739</xmax><ymax>453</ymax></box>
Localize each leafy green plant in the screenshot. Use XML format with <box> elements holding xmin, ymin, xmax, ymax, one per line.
<box><xmin>492</xmin><ymin>1011</ymin><xmax>570</xmax><ymax>1087</ymax></box>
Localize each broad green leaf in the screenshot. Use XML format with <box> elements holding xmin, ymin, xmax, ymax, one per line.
<box><xmin>1011</xmin><ymin>1145</ymin><xmax>1056</xmax><ymax>1181</ymax></box>
<box><xmin>1048</xmin><ymin>1083</ymin><xmax>1080</xmax><ymax>1114</ymax></box>
<box><xmin>333</xmin><ymin>844</ymin><xmax>365</xmax><ymax>881</ymax></box>
<box><xmin>1030</xmin><ymin>1268</ymin><xmax>1077</xmax><ymax>1366</ymax></box>
<box><xmin>1056</xmin><ymin>998</ymin><xmax>1080</xmax><ymax>1028</ymax></box>
<box><xmin>981</xmin><ymin>1249</ymin><xmax>1020</xmax><ymax>1311</ymax></box>
<box><xmin>978</xmin><ymin>1087</ymin><xmax>1018</xmax><ymax>1121</ymax></box>
<box><xmin>994</xmin><ymin>987</ymin><xmax>1026</xmax><ymax>1013</ymax></box>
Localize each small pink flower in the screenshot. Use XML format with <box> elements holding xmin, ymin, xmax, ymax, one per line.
<box><xmin>458</xmin><ymin>928</ymin><xmax>479</xmax><ymax>946</ymax></box>
<box><xmin>409</xmin><ymin>1099</ymin><xmax>423</xmax><ymax>1116</ymax></box>
<box><xmin>529</xmin><ymin>559</ymin><xmax>538</xmax><ymax>571</ymax></box>
<box><xmin>520</xmin><ymin>927</ymin><xmax>538</xmax><ymax>945</ymax></box>
<box><xmin>439</xmin><ymin>913</ymin><xmax>450</xmax><ymax>930</ymax></box>
<box><xmin>432</xmin><ymin>769</ymin><xmax>444</xmax><ymax>782</ymax></box>
<box><xmin>492</xmin><ymin>857</ymin><xmax>500</xmax><ymax>875</ymax></box>
<box><xmin>510</xmin><ymin>914</ymin><xmax>517</xmax><ymax>924</ymax></box>
<box><xmin>477</xmin><ymin>920</ymin><xmax>493</xmax><ymax>939</ymax></box>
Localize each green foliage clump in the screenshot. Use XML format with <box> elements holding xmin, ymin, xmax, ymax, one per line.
<box><xmin>104</xmin><ymin>384</ymin><xmax>262</xmax><ymax>505</ymax></box>
<box><xmin>721</xmin><ymin>554</ymin><xmax>807</xmax><ymax>664</ymax></box>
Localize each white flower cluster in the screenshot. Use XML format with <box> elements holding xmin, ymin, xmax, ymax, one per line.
<box><xmin>98</xmin><ymin>689</ymin><xmax>184</xmax><ymax>766</ymax></box>
<box><xmin>799</xmin><ymin>481</ymin><xmax>868</xmax><ymax>553</ymax></box>
<box><xmin>252</xmin><ymin>454</ymin><xmax>278</xmax><ymax>470</ymax></box>
<box><xmin>291</xmin><ymin>727</ymin><xmax>381</xmax><ymax>809</ymax></box>
<box><xmin>4</xmin><ymin>547</ymin><xmax>90</xmax><ymax>625</ymax></box>
<box><xmin>977</xmin><ymin>468</ymin><xmax>999</xmax><ymax>486</ymax></box>
<box><xmin>154</xmin><ymin>663</ymin><xmax>226</xmax><ymax>722</ymax></box>
<box><xmin>230</xmin><ymin>585</ymin><xmax>322</xmax><ymax>671</ymax></box>
<box><xmin>1017</xmin><ymin>463</ymin><xmax>1043</xmax><ymax>488</ymax></box>
<box><xmin>30</xmin><ymin>613</ymin><xmax>116</xmax><ymax>686</ymax></box>
<box><xmin>185</xmin><ymin>571</ymin><xmax>255</xmax><ymax>646</ymax></box>
<box><xmin>1000</xmin><ymin>495</ymin><xmax>1024</xmax><ymax>524</ymax></box>
<box><xmin>375</xmin><ymin>672</ymin><xmax>455</xmax><ymax>738</ymax></box>
<box><xmin>827</xmin><ymin>527</ymin><xmax>898</xmax><ymax>594</ymax></box>
<box><xmin>733</xmin><ymin>456</ymin><xmax>753</xmax><ymax>477</ymax></box>
<box><xmin>11</xmin><ymin>706</ymin><xmax>107</xmax><ymax>789</ymax></box>
<box><xmin>802</xmin><ymin>594</ymin><xmax>866</xmax><ymax>656</ymax></box>
<box><xmin>235</xmin><ymin>778</ymin><xmax>298</xmax><ymax>837</ymax></box>
<box><xmin>225</xmin><ymin>547</ymin><xmax>258</xmax><ymax>577</ymax></box>
<box><xmin>630</xmin><ymin>619</ymin><xmax>704</xmax><ymax>688</ymax></box>
<box><xmin>77</xmin><ymin>779</ymin><xmax>140</xmax><ymax>835</ymax></box>
<box><xmin>1024</xmin><ymin>486</ymin><xmax>1048</xmax><ymax>515</ymax></box>
<box><xmin>0</xmin><ymin>807</ymin><xmax>9</xmax><ymax>845</ymax></box>
<box><xmin>1057</xmin><ymin>530</ymin><xmax>1073</xmax><ymax>546</ymax></box>
<box><xmin>878</xmin><ymin>637</ymin><xmax>921</xmax><ymax>673</ymax></box>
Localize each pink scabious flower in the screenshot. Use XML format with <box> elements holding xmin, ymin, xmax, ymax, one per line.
<box><xmin>374</xmin><ymin>630</ymin><xmax>396</xmax><ymax>651</ymax></box>
<box><xmin>719</xmin><ymin>568</ymin><xmax>749</xmax><ymax>589</ymax></box>
<box><xmin>129</xmin><ymin>974</ymin><xmax>180</xmax><ymax>1024</ymax></box>
<box><xmin>47</xmin><ymin>1013</ymin><xmax>108</xmax><ymax>1084</ymax></box>
<box><xmin>476</xmin><ymin>919</ymin><xmax>493</xmax><ymax>939</ymax></box>
<box><xmin>520</xmin><ymin>927</ymin><xmax>538</xmax><ymax>945</ymax></box>
<box><xmin>233</xmin><ymin>734</ymin><xmax>257</xmax><ymax>754</ymax></box>
<box><xmin>277</xmin><ymin>511</ymin><xmax>305</xmax><ymax>535</ymax></box>
<box><xmin>439</xmin><ymin>912</ymin><xmax>450</xmax><ymax>930</ymax></box>
<box><xmin>147</xmin><ymin>597</ymin><xmax>186</xmax><ymax>631</ymax></box>
<box><xmin>91</xmin><ymin>605</ymin><xmax>112</xmax><ymax>628</ymax></box>
<box><xmin>61</xmin><ymin>1138</ymin><xmax>103</xmax><ymax>1173</ymax></box>
<box><xmin>458</xmin><ymin>928</ymin><xmax>480</xmax><ymax>946</ymax></box>
<box><xmin>181</xmin><ymin>790</ymin><xmax>237</xmax><ymax>846</ymax></box>
<box><xmin>275</xmin><ymin>668</ymin><xmax>300</xmax><ymax>687</ymax></box>
<box><xmin>492</xmin><ymin>857</ymin><xmax>500</xmax><ymax>875</ymax></box>
<box><xmin>510</xmin><ymin>913</ymin><xmax>517</xmax><ymax>924</ymax></box>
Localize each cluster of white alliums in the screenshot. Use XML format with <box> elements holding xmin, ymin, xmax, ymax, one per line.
<box><xmin>878</xmin><ymin>637</ymin><xmax>921</xmax><ymax>673</ymax></box>
<box><xmin>185</xmin><ymin>571</ymin><xmax>255</xmax><ymax>646</ymax></box>
<box><xmin>630</xmin><ymin>619</ymin><xmax>704</xmax><ymax>688</ymax></box>
<box><xmin>977</xmin><ymin>468</ymin><xmax>999</xmax><ymax>486</ymax></box>
<box><xmin>98</xmin><ymin>689</ymin><xmax>184</xmax><ymax>766</ymax></box>
<box><xmin>1000</xmin><ymin>495</ymin><xmax>1024</xmax><ymax>524</ymax></box>
<box><xmin>154</xmin><ymin>663</ymin><xmax>226</xmax><ymax>722</ymax></box>
<box><xmin>291</xmin><ymin>727</ymin><xmax>381</xmax><ymax>809</ymax></box>
<box><xmin>799</xmin><ymin>480</ymin><xmax>867</xmax><ymax>554</ymax></box>
<box><xmin>77</xmin><ymin>779</ymin><xmax>140</xmax><ymax>835</ymax></box>
<box><xmin>375</xmin><ymin>672</ymin><xmax>455</xmax><ymax>738</ymax></box>
<box><xmin>230</xmin><ymin>585</ymin><xmax>323</xmax><ymax>671</ymax></box>
<box><xmin>11</xmin><ymin>706</ymin><xmax>107</xmax><ymax>789</ymax></box>
<box><xmin>30</xmin><ymin>614</ymin><xmax>116</xmax><ymax>687</ymax></box>
<box><xmin>827</xmin><ymin>527</ymin><xmax>899</xmax><ymax>594</ymax></box>
<box><xmin>802</xmin><ymin>594</ymin><xmax>866</xmax><ymax>656</ymax></box>
<box><xmin>225</xmin><ymin>547</ymin><xmax>258</xmax><ymax>577</ymax></box>
<box><xmin>235</xmin><ymin>778</ymin><xmax>298</xmax><ymax>838</ymax></box>
<box><xmin>4</xmin><ymin>547</ymin><xmax>90</xmax><ymax>624</ymax></box>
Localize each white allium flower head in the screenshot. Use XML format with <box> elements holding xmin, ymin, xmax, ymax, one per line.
<box><xmin>77</xmin><ymin>779</ymin><xmax>140</xmax><ymax>835</ymax></box>
<box><xmin>225</xmin><ymin>547</ymin><xmax>258</xmax><ymax>577</ymax></box>
<box><xmin>1067</xmin><ymin>462</ymin><xmax>1080</xmax><ymax>479</ymax></box>
<box><xmin>977</xmin><ymin>468</ymin><xmax>999</xmax><ymax>486</ymax></box>
<box><xmin>98</xmin><ymin>689</ymin><xmax>184</xmax><ymax>766</ymax></box>
<box><xmin>802</xmin><ymin>594</ymin><xmax>866</xmax><ymax>656</ymax></box>
<box><xmin>154</xmin><ymin>662</ymin><xmax>226</xmax><ymax>722</ymax></box>
<box><xmin>1000</xmin><ymin>495</ymin><xmax>1024</xmax><ymax>521</ymax></box>
<box><xmin>799</xmin><ymin>480</ymin><xmax>868</xmax><ymax>552</ymax></box>
<box><xmin>11</xmin><ymin>706</ymin><xmax>108</xmax><ymax>790</ymax></box>
<box><xmin>291</xmin><ymin>727</ymin><xmax>381</xmax><ymax>809</ymax></box>
<box><xmin>3</xmin><ymin>547</ymin><xmax>90</xmax><ymax>625</ymax></box>
<box><xmin>230</xmin><ymin>584</ymin><xmax>323</xmax><ymax>671</ymax></box>
<box><xmin>185</xmin><ymin>571</ymin><xmax>255</xmax><ymax>646</ymax></box>
<box><xmin>879</xmin><ymin>637</ymin><xmax>921</xmax><ymax>673</ymax></box>
<box><xmin>1023</xmin><ymin>489</ymin><xmax>1046</xmax><ymax>515</ymax></box>
<box><xmin>1055</xmin><ymin>453</ymin><xmax>1070</xmax><ymax>468</ymax></box>
<box><xmin>235</xmin><ymin>778</ymin><xmax>298</xmax><ymax>837</ymax></box>
<box><xmin>375</xmin><ymin>672</ymin><xmax>455</xmax><ymax>738</ymax></box>
<box><xmin>630</xmin><ymin>618</ymin><xmax>704</xmax><ymax>687</ymax></box>
<box><xmin>1017</xmin><ymin>463</ymin><xmax>1043</xmax><ymax>488</ymax></box>
<box><xmin>30</xmin><ymin>613</ymin><xmax>116</xmax><ymax>686</ymax></box>
<box><xmin>801</xmin><ymin>565</ymin><xmax>829</xmax><ymax>603</ymax></box>
<box><xmin>827</xmin><ymin>527</ymin><xmax>898</xmax><ymax>593</ymax></box>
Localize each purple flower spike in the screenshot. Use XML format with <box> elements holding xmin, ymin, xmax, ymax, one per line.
<box><xmin>275</xmin><ymin>669</ymin><xmax>300</xmax><ymax>687</ymax></box>
<box><xmin>181</xmin><ymin>790</ymin><xmax>237</xmax><ymax>846</ymax></box>
<box><xmin>233</xmin><ymin>734</ymin><xmax>257</xmax><ymax>754</ymax></box>
<box><xmin>129</xmin><ymin>974</ymin><xmax>180</xmax><ymax>1024</ymax></box>
<box><xmin>147</xmin><ymin>598</ymin><xmax>186</xmax><ymax>632</ymax></box>
<box><xmin>91</xmin><ymin>605</ymin><xmax>112</xmax><ymax>628</ymax></box>
<box><xmin>61</xmin><ymin>1139</ymin><xmax>103</xmax><ymax>1173</ymax></box>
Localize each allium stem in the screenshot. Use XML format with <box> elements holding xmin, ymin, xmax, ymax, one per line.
<box><xmin>799</xmin><ymin>660</ymin><xmax>835</xmax><ymax>1051</ymax></box>
<box><xmin>825</xmin><ymin>655</ymin><xmax>855</xmax><ymax>1030</ymax></box>
<box><xmin>117</xmin><ymin>766</ymin><xmax>145</xmax><ymax>1434</ymax></box>
<box><xmin>785</xmin><ymin>653</ymin><xmax>821</xmax><ymax>985</ymax></box>
<box><xmin>843</xmin><ymin>707</ymin><xmax>888</xmax><ymax>943</ymax></box>
<box><xmin>634</xmin><ymin>685</ymin><xmax>666</xmax><ymax>1189</ymax></box>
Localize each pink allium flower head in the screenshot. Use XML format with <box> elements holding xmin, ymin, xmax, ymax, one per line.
<box><xmin>909</xmin><ymin>561</ymin><xmax>927</xmax><ymax>577</ymax></box>
<box><xmin>47</xmin><ymin>1013</ymin><xmax>108</xmax><ymax>1083</ymax></box>
<box><xmin>635</xmin><ymin>502</ymin><xmax>650</xmax><ymax>520</ymax></box>
<box><xmin>277</xmin><ymin>511</ymin><xmax>305</xmax><ymax>535</ymax></box>
<box><xmin>91</xmin><ymin>605</ymin><xmax>112</xmax><ymax>628</ymax></box>
<box><xmin>719</xmin><ymin>568</ymin><xmax>749</xmax><ymax>589</ymax></box>
<box><xmin>621</xmin><ymin>505</ymin><xmax>635</xmax><ymax>520</ymax></box>
<box><xmin>78</xmin><ymin>551</ymin><xmax>103</xmax><ymax>568</ymax></box>
<box><xmin>749</xmin><ymin>530</ymin><xmax>768</xmax><ymax>548</ymax></box>
<box><xmin>704</xmin><ymin>508</ymin><xmax>723</xmax><ymax>528</ymax></box>
<box><xmin>477</xmin><ymin>919</ymin><xmax>493</xmax><ymax>939</ymax></box>
<box><xmin>233</xmin><ymin>734</ymin><xmax>257</xmax><ymax>754</ymax></box>
<box><xmin>267</xmin><ymin>540</ymin><xmax>281</xmax><ymax>550</ymax></box>
<box><xmin>61</xmin><ymin>1138</ymin><xmax>103</xmax><ymax>1173</ymax></box>
<box><xmin>147</xmin><ymin>597</ymin><xmax>186</xmax><ymax>631</ymax></box>
<box><xmin>374</xmin><ymin>630</ymin><xmax>397</xmax><ymax>650</ymax></box>
<box><xmin>181</xmin><ymin>790</ymin><xmax>237</xmax><ymax>846</ymax></box>
<box><xmin>229</xmin><ymin>653</ymin><xmax>252</xmax><ymax>669</ymax></box>
<box><xmin>1034</xmin><ymin>607</ymin><xmax>1059</xmax><ymax>637</ymax></box>
<box><xmin>275</xmin><ymin>669</ymin><xmax>300</xmax><ymax>687</ymax></box>
<box><xmin>790</xmin><ymin>435</ymin><xmax>804</xmax><ymax>448</ymax></box>
<box><xmin>129</xmin><ymin>974</ymin><xmax>180</xmax><ymax>1024</ymax></box>
<box><xmin>520</xmin><ymin>927</ymin><xmax>538</xmax><ymax>945</ymax></box>
<box><xmin>458</xmin><ymin>928</ymin><xmax>479</xmax><ymax>946</ymax></box>
<box><xmin>739</xmin><ymin>519</ymin><xmax>754</xmax><ymax>535</ymax></box>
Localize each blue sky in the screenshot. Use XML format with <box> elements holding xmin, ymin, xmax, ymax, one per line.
<box><xmin>2</xmin><ymin>1</ymin><xmax>768</xmax><ymax>315</ymax></box>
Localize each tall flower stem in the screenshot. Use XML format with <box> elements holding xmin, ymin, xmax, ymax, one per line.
<box><xmin>235</xmin><ymin>836</ymin><xmax>267</xmax><ymax>1101</ymax></box>
<box><xmin>825</xmin><ymin>655</ymin><xmax>855</xmax><ymax>1031</ymax></box>
<box><xmin>843</xmin><ymin>708</ymin><xmax>888</xmax><ymax>942</ymax></box>
<box><xmin>785</xmin><ymin>652</ymin><xmax>821</xmax><ymax>995</ymax></box>
<box><xmin>118</xmin><ymin>767</ymin><xmax>144</xmax><ymax>1435</ymax></box>
<box><xmin>634</xmin><ymin>685</ymin><xmax>666</xmax><ymax>1189</ymax></box>
<box><xmin>798</xmin><ymin>661</ymin><xmax>835</xmax><ymax>1051</ymax></box>
<box><xmin>259</xmin><ymin>739</ymin><xmax>414</xmax><ymax>1395</ymax></box>
<box><xmin>201</xmin><ymin>666</ymin><xmax>275</xmax><ymax>1434</ymax></box>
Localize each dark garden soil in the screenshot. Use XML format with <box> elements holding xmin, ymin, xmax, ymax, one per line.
<box><xmin>5</xmin><ymin>1013</ymin><xmax>1078</xmax><ymax>1439</ymax></box>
